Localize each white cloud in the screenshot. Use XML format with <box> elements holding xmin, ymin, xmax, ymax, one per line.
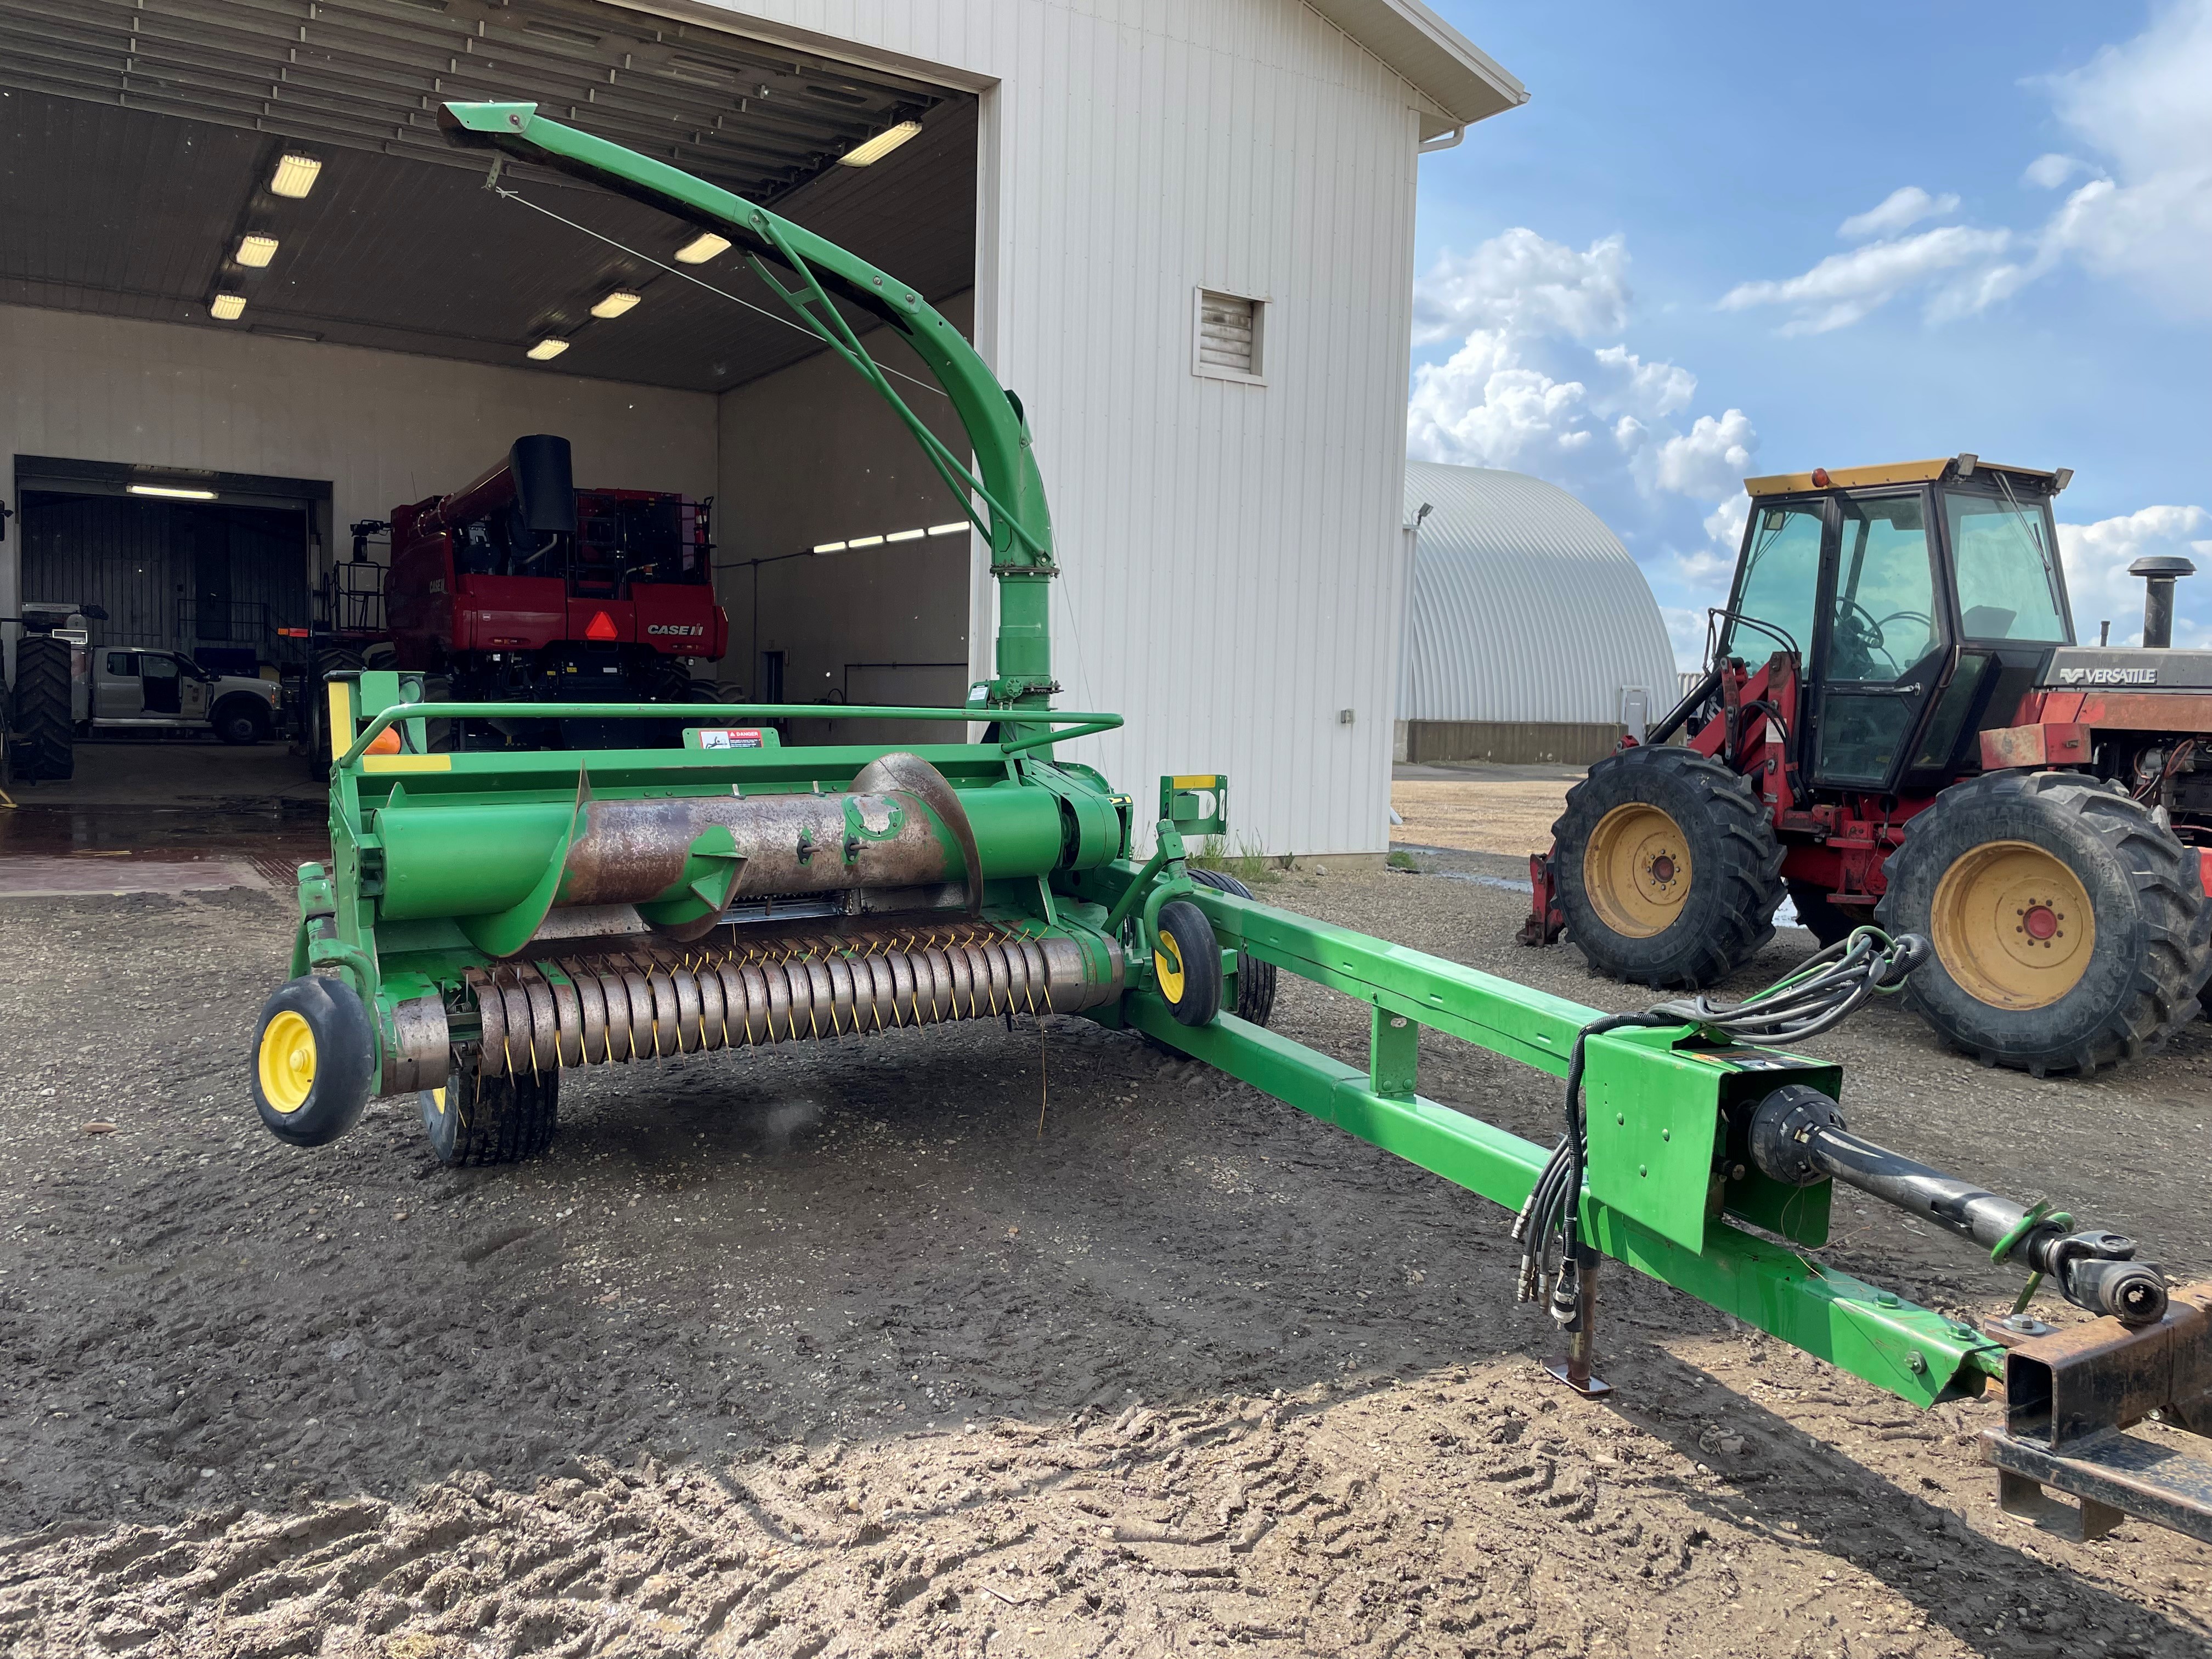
<box><xmin>1838</xmin><ymin>186</ymin><xmax>1960</xmax><ymax>239</ymax></box>
<box><xmin>2023</xmin><ymin>153</ymin><xmax>2091</xmax><ymax>189</ymax></box>
<box><xmin>1410</xmin><ymin>229</ymin><xmax>1630</xmax><ymax>347</ymax></box>
<box><xmin>1408</xmin><ymin>228</ymin><xmax>1758</xmax><ymax>671</ymax></box>
<box><xmin>1724</xmin><ymin>3</ymin><xmax>2212</xmax><ymax>331</ymax></box>
<box><xmin>2057</xmin><ymin>505</ymin><xmax>2212</xmax><ymax>644</ymax></box>
<box><xmin>1719</xmin><ymin>225</ymin><xmax>2012</xmax><ymax>333</ymax></box>
<box><xmin>1663</xmin><ymin>607</ymin><xmax>1714</xmax><ymax>670</ymax></box>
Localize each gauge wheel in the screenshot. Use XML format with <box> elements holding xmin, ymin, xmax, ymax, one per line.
<box><xmin>252</xmin><ymin>975</ymin><xmax>377</xmax><ymax>1147</ymax></box>
<box><xmin>1186</xmin><ymin>868</ymin><xmax>1277</xmax><ymax>1025</ymax></box>
<box><xmin>421</xmin><ymin>1048</ymin><xmax>560</xmax><ymax>1166</ymax></box>
<box><xmin>1551</xmin><ymin>744</ymin><xmax>1784</xmax><ymax>989</ymax></box>
<box><xmin>1153</xmin><ymin>898</ymin><xmax>1224</xmax><ymax>1027</ymax></box>
<box><xmin>1876</xmin><ymin>770</ymin><xmax>2211</xmax><ymax>1076</ymax></box>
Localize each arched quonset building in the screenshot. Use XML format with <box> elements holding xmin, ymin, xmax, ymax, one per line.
<box><xmin>1398</xmin><ymin>462</ymin><xmax>1679</xmax><ymax>765</ymax></box>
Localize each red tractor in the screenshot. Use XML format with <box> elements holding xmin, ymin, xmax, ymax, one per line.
<box><xmin>379</xmin><ymin>435</ymin><xmax>726</xmax><ymax>745</ymax></box>
<box><xmin>1526</xmin><ymin>455</ymin><xmax>2212</xmax><ymax>1076</ymax></box>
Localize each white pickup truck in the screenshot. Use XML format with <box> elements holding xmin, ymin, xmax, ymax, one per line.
<box><xmin>89</xmin><ymin>647</ymin><xmax>283</xmax><ymax>744</ymax></box>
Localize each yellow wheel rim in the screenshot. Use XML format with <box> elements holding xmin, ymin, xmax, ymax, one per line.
<box><xmin>1154</xmin><ymin>929</ymin><xmax>1188</xmax><ymax>1003</ymax></box>
<box><xmin>1583</xmin><ymin>802</ymin><xmax>1694</xmax><ymax>939</ymax></box>
<box><xmin>258</xmin><ymin>1010</ymin><xmax>318</xmax><ymax>1113</ymax></box>
<box><xmin>1930</xmin><ymin>840</ymin><xmax>2095</xmax><ymax>1011</ymax></box>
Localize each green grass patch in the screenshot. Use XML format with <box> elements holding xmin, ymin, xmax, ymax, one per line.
<box><xmin>1189</xmin><ymin>835</ymin><xmax>1283</xmax><ymax>885</ymax></box>
<box><xmin>1386</xmin><ymin>850</ymin><xmax>1418</xmax><ymax>871</ymax></box>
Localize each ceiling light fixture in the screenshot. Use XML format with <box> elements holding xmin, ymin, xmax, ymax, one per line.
<box><xmin>269</xmin><ymin>153</ymin><xmax>323</xmax><ymax>198</ymax></box>
<box><xmin>926</xmin><ymin>522</ymin><xmax>968</xmax><ymax>536</ymax></box>
<box><xmin>235</xmin><ymin>233</ymin><xmax>280</xmax><ymax>268</ymax></box>
<box><xmin>838</xmin><ymin>121</ymin><xmax>923</xmax><ymax>167</ymax></box>
<box><xmin>847</xmin><ymin>534</ymin><xmax>885</xmax><ymax>549</ymax></box>
<box><xmin>210</xmin><ymin>293</ymin><xmax>247</xmax><ymax>320</ymax></box>
<box><xmin>590</xmin><ymin>289</ymin><xmax>642</xmax><ymax>319</ymax></box>
<box><xmin>128</xmin><ymin>484</ymin><xmax>217</xmax><ymax>500</ymax></box>
<box><xmin>811</xmin><ymin>541</ymin><xmax>848</xmax><ymax>555</ymax></box>
<box><xmin>885</xmin><ymin>528</ymin><xmax>926</xmax><ymax>543</ymax></box>
<box><xmin>526</xmin><ymin>337</ymin><xmax>571</xmax><ymax>360</ymax></box>
<box><xmin>674</xmin><ymin>232</ymin><xmax>731</xmax><ymax>264</ymax></box>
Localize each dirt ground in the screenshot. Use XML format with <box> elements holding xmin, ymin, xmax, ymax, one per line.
<box><xmin>1390</xmin><ymin>764</ymin><xmax>1584</xmax><ymax>859</ymax></box>
<box><xmin>3</xmin><ymin>822</ymin><xmax>2211</xmax><ymax>1656</ymax></box>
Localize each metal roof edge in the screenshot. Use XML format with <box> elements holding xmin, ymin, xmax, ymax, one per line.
<box><xmin>1307</xmin><ymin>0</ymin><xmax>1528</xmax><ymax>128</ymax></box>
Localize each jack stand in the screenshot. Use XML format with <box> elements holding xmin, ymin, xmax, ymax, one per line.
<box><xmin>1545</xmin><ymin>1245</ymin><xmax>1611</xmax><ymax>1397</ymax></box>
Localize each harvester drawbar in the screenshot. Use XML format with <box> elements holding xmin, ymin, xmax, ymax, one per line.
<box><xmin>249</xmin><ymin>101</ymin><xmax>2212</xmax><ymax>1546</ymax></box>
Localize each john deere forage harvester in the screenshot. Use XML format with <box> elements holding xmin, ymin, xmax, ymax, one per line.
<box><xmin>250</xmin><ymin>102</ymin><xmax>2212</xmax><ymax>1545</ymax></box>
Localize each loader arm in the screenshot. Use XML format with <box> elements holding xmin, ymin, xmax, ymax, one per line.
<box><xmin>436</xmin><ymin>100</ymin><xmax>1056</xmax><ymax>708</ymax></box>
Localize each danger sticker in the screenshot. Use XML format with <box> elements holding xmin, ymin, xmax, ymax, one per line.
<box><xmin>695</xmin><ymin>728</ymin><xmax>765</xmax><ymax>749</ymax></box>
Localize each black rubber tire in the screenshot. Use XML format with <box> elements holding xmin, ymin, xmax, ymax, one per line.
<box><xmin>1786</xmin><ymin>881</ymin><xmax>1871</xmax><ymax>949</ymax></box>
<box><xmin>421</xmin><ymin>1050</ymin><xmax>560</xmax><ymax>1166</ymax></box>
<box><xmin>10</xmin><ymin>634</ymin><xmax>75</xmax><ymax>781</ymax></box>
<box><xmin>1875</xmin><ymin>770</ymin><xmax>2212</xmax><ymax>1076</ymax></box>
<box><xmin>1187</xmin><ymin>868</ymin><xmax>1277</xmax><ymax>1026</ymax></box>
<box><xmin>1154</xmin><ymin>898</ymin><xmax>1224</xmax><ymax>1027</ymax></box>
<box><xmin>251</xmin><ymin>975</ymin><xmax>377</xmax><ymax>1147</ymax></box>
<box><xmin>211</xmin><ymin>695</ymin><xmax>268</xmax><ymax>746</ymax></box>
<box><xmin>1551</xmin><ymin>745</ymin><xmax>1784</xmax><ymax>989</ymax></box>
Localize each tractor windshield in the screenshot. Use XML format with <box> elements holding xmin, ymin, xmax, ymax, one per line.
<box><xmin>1942</xmin><ymin>485</ymin><xmax>2069</xmax><ymax>642</ymax></box>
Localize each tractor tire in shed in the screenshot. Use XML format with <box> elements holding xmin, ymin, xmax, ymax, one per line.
<box><xmin>1874</xmin><ymin>770</ymin><xmax>2211</xmax><ymax>1076</ymax></box>
<box><xmin>1551</xmin><ymin>744</ymin><xmax>1784</xmax><ymax>989</ymax></box>
<box><xmin>9</xmin><ymin>634</ymin><xmax>75</xmax><ymax>781</ymax></box>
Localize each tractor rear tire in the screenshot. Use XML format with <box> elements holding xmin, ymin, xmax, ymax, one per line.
<box><xmin>1875</xmin><ymin>770</ymin><xmax>2211</xmax><ymax>1076</ymax></box>
<box><xmin>1188</xmin><ymin>868</ymin><xmax>1278</xmax><ymax>1025</ymax></box>
<box><xmin>1552</xmin><ymin>744</ymin><xmax>1784</xmax><ymax>989</ymax></box>
<box><xmin>421</xmin><ymin>1049</ymin><xmax>560</xmax><ymax>1166</ymax></box>
<box><xmin>10</xmin><ymin>634</ymin><xmax>76</xmax><ymax>781</ymax></box>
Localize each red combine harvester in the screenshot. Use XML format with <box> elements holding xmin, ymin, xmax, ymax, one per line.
<box><xmin>1525</xmin><ymin>455</ymin><xmax>2212</xmax><ymax>1077</ymax></box>
<box><xmin>379</xmin><ymin>434</ymin><xmax>725</xmax><ymax>746</ymax></box>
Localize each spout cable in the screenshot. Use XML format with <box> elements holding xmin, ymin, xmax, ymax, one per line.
<box><xmin>1513</xmin><ymin>926</ymin><xmax>1929</xmax><ymax>1321</ymax></box>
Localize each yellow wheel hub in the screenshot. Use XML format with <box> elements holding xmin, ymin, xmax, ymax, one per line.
<box><xmin>258</xmin><ymin>1009</ymin><xmax>318</xmax><ymax>1113</ymax></box>
<box><xmin>1583</xmin><ymin>802</ymin><xmax>1694</xmax><ymax>939</ymax></box>
<box><xmin>1154</xmin><ymin>929</ymin><xmax>1188</xmax><ymax>1003</ymax></box>
<box><xmin>1930</xmin><ymin>840</ymin><xmax>2095</xmax><ymax>1011</ymax></box>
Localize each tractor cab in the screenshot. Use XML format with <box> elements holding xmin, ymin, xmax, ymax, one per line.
<box><xmin>1717</xmin><ymin>456</ymin><xmax>2072</xmax><ymax>797</ymax></box>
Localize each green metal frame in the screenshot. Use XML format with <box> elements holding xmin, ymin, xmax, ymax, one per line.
<box><xmin>285</xmin><ymin>109</ymin><xmax>2029</xmax><ymax>1421</ymax></box>
<box><xmin>438</xmin><ymin>101</ymin><xmax>1057</xmax><ymax>711</ymax></box>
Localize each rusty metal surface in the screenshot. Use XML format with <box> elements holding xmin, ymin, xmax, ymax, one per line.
<box><xmin>382</xmin><ymin>994</ymin><xmax>450</xmax><ymax>1095</ymax></box>
<box><xmin>1984</xmin><ymin>1425</ymin><xmax>2212</xmax><ymax>1544</ymax></box>
<box><xmin>851</xmin><ymin>752</ymin><xmax>983</xmax><ymax>912</ymax></box>
<box><xmin>2002</xmin><ymin>1282</ymin><xmax>2212</xmax><ymax>1447</ymax></box>
<box><xmin>1978</xmin><ymin>1280</ymin><xmax>2212</xmax><ymax>1543</ymax></box>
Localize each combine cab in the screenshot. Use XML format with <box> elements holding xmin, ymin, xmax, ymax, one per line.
<box><xmin>1528</xmin><ymin>456</ymin><xmax>2212</xmax><ymax>1075</ymax></box>
<box><xmin>382</xmin><ymin>434</ymin><xmax>725</xmax><ymax>746</ymax></box>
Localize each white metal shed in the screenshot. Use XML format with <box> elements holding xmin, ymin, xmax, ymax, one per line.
<box><xmin>1398</xmin><ymin>461</ymin><xmax>1678</xmax><ymax>764</ymax></box>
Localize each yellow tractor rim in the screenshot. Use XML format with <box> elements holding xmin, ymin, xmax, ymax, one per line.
<box><xmin>258</xmin><ymin>1010</ymin><xmax>318</xmax><ymax>1113</ymax></box>
<box><xmin>1930</xmin><ymin>840</ymin><xmax>2095</xmax><ymax>1011</ymax></box>
<box><xmin>1154</xmin><ymin>929</ymin><xmax>1188</xmax><ymax>1003</ymax></box>
<box><xmin>1583</xmin><ymin>802</ymin><xmax>1694</xmax><ymax>939</ymax></box>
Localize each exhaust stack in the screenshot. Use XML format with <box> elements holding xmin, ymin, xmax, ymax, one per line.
<box><xmin>2130</xmin><ymin>555</ymin><xmax>2194</xmax><ymax>649</ymax></box>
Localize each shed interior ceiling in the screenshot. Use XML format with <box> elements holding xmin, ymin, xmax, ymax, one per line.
<box><xmin>0</xmin><ymin>0</ymin><xmax>975</xmax><ymax>392</ymax></box>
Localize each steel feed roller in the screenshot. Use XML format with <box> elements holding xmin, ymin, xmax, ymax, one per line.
<box><xmin>244</xmin><ymin>99</ymin><xmax>2212</xmax><ymax>1547</ymax></box>
<box><xmin>469</xmin><ymin>923</ymin><xmax>1118</xmax><ymax>1079</ymax></box>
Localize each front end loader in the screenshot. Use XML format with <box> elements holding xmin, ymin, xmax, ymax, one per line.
<box><xmin>249</xmin><ymin>110</ymin><xmax>2212</xmax><ymax>1547</ymax></box>
<box><xmin>1528</xmin><ymin>456</ymin><xmax>2212</xmax><ymax>1076</ymax></box>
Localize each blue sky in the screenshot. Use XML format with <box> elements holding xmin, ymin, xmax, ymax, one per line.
<box><xmin>1412</xmin><ymin>1</ymin><xmax>2212</xmax><ymax>665</ymax></box>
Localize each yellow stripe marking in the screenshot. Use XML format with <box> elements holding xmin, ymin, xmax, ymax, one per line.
<box><xmin>363</xmin><ymin>754</ymin><xmax>453</xmax><ymax>773</ymax></box>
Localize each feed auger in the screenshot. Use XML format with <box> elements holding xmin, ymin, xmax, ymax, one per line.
<box><xmin>248</xmin><ymin>101</ymin><xmax>2212</xmax><ymax>1544</ymax></box>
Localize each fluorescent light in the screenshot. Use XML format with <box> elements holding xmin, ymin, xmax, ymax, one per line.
<box><xmin>847</xmin><ymin>534</ymin><xmax>885</xmax><ymax>549</ymax></box>
<box><xmin>526</xmin><ymin>337</ymin><xmax>571</xmax><ymax>361</ymax></box>
<box><xmin>210</xmin><ymin>293</ymin><xmax>247</xmax><ymax>320</ymax></box>
<box><xmin>129</xmin><ymin>484</ymin><xmax>217</xmax><ymax>500</ymax></box>
<box><xmin>838</xmin><ymin>121</ymin><xmax>922</xmax><ymax>167</ymax></box>
<box><xmin>674</xmin><ymin>232</ymin><xmax>730</xmax><ymax>264</ymax></box>
<box><xmin>927</xmin><ymin>522</ymin><xmax>968</xmax><ymax>536</ymax></box>
<box><xmin>886</xmin><ymin>528</ymin><xmax>926</xmax><ymax>543</ymax></box>
<box><xmin>269</xmin><ymin>153</ymin><xmax>322</xmax><ymax>198</ymax></box>
<box><xmin>812</xmin><ymin>541</ymin><xmax>847</xmax><ymax>555</ymax></box>
<box><xmin>590</xmin><ymin>289</ymin><xmax>641</xmax><ymax>319</ymax></box>
<box><xmin>235</xmin><ymin>234</ymin><xmax>279</xmax><ymax>268</ymax></box>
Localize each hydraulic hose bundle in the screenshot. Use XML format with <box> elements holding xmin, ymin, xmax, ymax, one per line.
<box><xmin>1513</xmin><ymin>927</ymin><xmax>1929</xmax><ymax>1322</ymax></box>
